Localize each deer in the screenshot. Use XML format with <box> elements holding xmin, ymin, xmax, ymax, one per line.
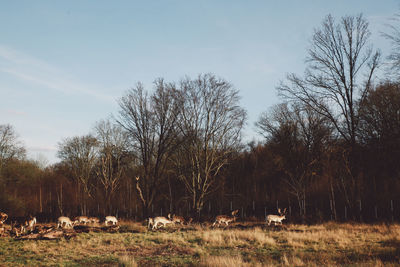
<box><xmin>0</xmin><ymin>211</ymin><xmax>8</xmax><ymax>224</ymax></box>
<box><xmin>9</xmin><ymin>215</ymin><xmax>35</xmax><ymax>235</ymax></box>
<box><xmin>89</xmin><ymin>217</ymin><xmax>100</xmax><ymax>224</ymax></box>
<box><xmin>26</xmin><ymin>216</ymin><xmax>37</xmax><ymax>231</ymax></box>
<box><xmin>266</xmin><ymin>208</ymin><xmax>287</xmax><ymax>226</ymax></box>
<box><xmin>57</xmin><ymin>216</ymin><xmax>74</xmax><ymax>229</ymax></box>
<box><xmin>148</xmin><ymin>216</ymin><xmax>174</xmax><ymax>230</ymax></box>
<box><xmin>105</xmin><ymin>216</ymin><xmax>118</xmax><ymax>226</ymax></box>
<box><xmin>168</xmin><ymin>214</ymin><xmax>185</xmax><ymax>225</ymax></box>
<box><xmin>11</xmin><ymin>222</ymin><xmax>25</xmax><ymax>236</ymax></box>
<box><xmin>74</xmin><ymin>216</ymin><xmax>90</xmax><ymax>225</ymax></box>
<box><xmin>212</xmin><ymin>210</ymin><xmax>239</xmax><ymax>227</ymax></box>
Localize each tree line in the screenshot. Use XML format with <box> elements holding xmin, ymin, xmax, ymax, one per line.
<box><xmin>1</xmin><ymin>14</ymin><xmax>400</xmax><ymax>223</ymax></box>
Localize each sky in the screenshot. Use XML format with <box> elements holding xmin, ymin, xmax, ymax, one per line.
<box><xmin>0</xmin><ymin>0</ymin><xmax>399</xmax><ymax>165</ymax></box>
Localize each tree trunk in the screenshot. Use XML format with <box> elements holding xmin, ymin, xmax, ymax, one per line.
<box><xmin>39</xmin><ymin>185</ymin><xmax>43</xmax><ymax>213</ymax></box>
<box><xmin>330</xmin><ymin>178</ymin><xmax>337</xmax><ymax>220</ymax></box>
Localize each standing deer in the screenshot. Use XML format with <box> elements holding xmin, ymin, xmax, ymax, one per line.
<box><xmin>74</xmin><ymin>216</ymin><xmax>90</xmax><ymax>225</ymax></box>
<box><xmin>57</xmin><ymin>216</ymin><xmax>74</xmax><ymax>228</ymax></box>
<box><xmin>168</xmin><ymin>214</ymin><xmax>185</xmax><ymax>225</ymax></box>
<box><xmin>105</xmin><ymin>216</ymin><xmax>118</xmax><ymax>226</ymax></box>
<box><xmin>0</xmin><ymin>211</ymin><xmax>8</xmax><ymax>224</ymax></box>
<box><xmin>212</xmin><ymin>210</ymin><xmax>239</xmax><ymax>227</ymax></box>
<box><xmin>266</xmin><ymin>208</ymin><xmax>287</xmax><ymax>226</ymax></box>
<box><xmin>148</xmin><ymin>216</ymin><xmax>174</xmax><ymax>230</ymax></box>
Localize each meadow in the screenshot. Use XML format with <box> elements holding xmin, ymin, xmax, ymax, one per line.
<box><xmin>0</xmin><ymin>221</ymin><xmax>400</xmax><ymax>266</ymax></box>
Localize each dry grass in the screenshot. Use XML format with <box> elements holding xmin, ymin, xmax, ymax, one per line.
<box><xmin>201</xmin><ymin>255</ymin><xmax>266</xmax><ymax>267</ymax></box>
<box><xmin>117</xmin><ymin>254</ymin><xmax>138</xmax><ymax>267</ymax></box>
<box><xmin>0</xmin><ymin>222</ymin><xmax>400</xmax><ymax>266</ymax></box>
<box><xmin>199</xmin><ymin>227</ymin><xmax>276</xmax><ymax>247</ymax></box>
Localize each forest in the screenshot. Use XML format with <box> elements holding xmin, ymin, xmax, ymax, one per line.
<box><xmin>1</xmin><ymin>14</ymin><xmax>400</xmax><ymax>224</ymax></box>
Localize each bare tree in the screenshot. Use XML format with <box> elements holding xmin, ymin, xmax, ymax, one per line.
<box><xmin>0</xmin><ymin>124</ymin><xmax>26</xmax><ymax>173</ymax></box>
<box><xmin>278</xmin><ymin>14</ymin><xmax>380</xmax><ymax>147</ymax></box>
<box><xmin>57</xmin><ymin>135</ymin><xmax>98</xmax><ymax>215</ymax></box>
<box><xmin>358</xmin><ymin>82</ymin><xmax>400</xmax><ymax>188</ymax></box>
<box><xmin>383</xmin><ymin>13</ymin><xmax>400</xmax><ymax>79</ymax></box>
<box><xmin>359</xmin><ymin>82</ymin><xmax>400</xmax><ymax>146</ymax></box>
<box><xmin>175</xmin><ymin>74</ymin><xmax>246</xmax><ymax>218</ymax></box>
<box><xmin>94</xmin><ymin>119</ymin><xmax>129</xmax><ymax>215</ymax></box>
<box><xmin>277</xmin><ymin>14</ymin><xmax>380</xmax><ymax>218</ymax></box>
<box><xmin>257</xmin><ymin>103</ymin><xmax>331</xmax><ymax>219</ymax></box>
<box><xmin>117</xmin><ymin>79</ymin><xmax>182</xmax><ymax>217</ymax></box>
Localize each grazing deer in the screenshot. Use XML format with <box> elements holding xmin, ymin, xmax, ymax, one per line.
<box><xmin>0</xmin><ymin>211</ymin><xmax>8</xmax><ymax>224</ymax></box>
<box><xmin>89</xmin><ymin>217</ymin><xmax>100</xmax><ymax>224</ymax></box>
<box><xmin>213</xmin><ymin>210</ymin><xmax>239</xmax><ymax>227</ymax></box>
<box><xmin>148</xmin><ymin>216</ymin><xmax>174</xmax><ymax>230</ymax></box>
<box><xmin>74</xmin><ymin>216</ymin><xmax>90</xmax><ymax>225</ymax></box>
<box><xmin>266</xmin><ymin>208</ymin><xmax>287</xmax><ymax>226</ymax></box>
<box><xmin>11</xmin><ymin>222</ymin><xmax>25</xmax><ymax>236</ymax></box>
<box><xmin>26</xmin><ymin>216</ymin><xmax>37</xmax><ymax>231</ymax></box>
<box><xmin>57</xmin><ymin>216</ymin><xmax>74</xmax><ymax>228</ymax></box>
<box><xmin>168</xmin><ymin>214</ymin><xmax>185</xmax><ymax>225</ymax></box>
<box><xmin>9</xmin><ymin>215</ymin><xmax>35</xmax><ymax>235</ymax></box>
<box><xmin>105</xmin><ymin>216</ymin><xmax>118</xmax><ymax>226</ymax></box>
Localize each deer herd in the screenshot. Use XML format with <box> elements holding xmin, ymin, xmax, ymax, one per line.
<box><xmin>0</xmin><ymin>208</ymin><xmax>288</xmax><ymax>236</ymax></box>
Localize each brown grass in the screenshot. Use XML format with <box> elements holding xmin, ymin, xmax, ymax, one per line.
<box><xmin>199</xmin><ymin>227</ymin><xmax>276</xmax><ymax>247</ymax></box>
<box><xmin>201</xmin><ymin>255</ymin><xmax>265</xmax><ymax>267</ymax></box>
<box><xmin>0</xmin><ymin>222</ymin><xmax>400</xmax><ymax>266</ymax></box>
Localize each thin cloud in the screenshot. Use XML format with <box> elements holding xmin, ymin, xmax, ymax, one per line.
<box><xmin>5</xmin><ymin>109</ymin><xmax>28</xmax><ymax>117</ymax></box>
<box><xmin>29</xmin><ymin>145</ymin><xmax>57</xmax><ymax>153</ymax></box>
<box><xmin>0</xmin><ymin>44</ymin><xmax>115</xmax><ymax>103</ymax></box>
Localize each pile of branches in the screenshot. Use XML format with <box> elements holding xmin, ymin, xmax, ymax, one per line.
<box><xmin>7</xmin><ymin>224</ymin><xmax>120</xmax><ymax>240</ymax></box>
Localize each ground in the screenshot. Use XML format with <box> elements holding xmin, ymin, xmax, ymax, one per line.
<box><xmin>0</xmin><ymin>221</ymin><xmax>399</xmax><ymax>266</ymax></box>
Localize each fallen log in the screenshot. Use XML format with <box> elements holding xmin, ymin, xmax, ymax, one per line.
<box><xmin>73</xmin><ymin>225</ymin><xmax>101</xmax><ymax>233</ymax></box>
<box><xmin>73</xmin><ymin>225</ymin><xmax>92</xmax><ymax>233</ymax></box>
<box><xmin>11</xmin><ymin>223</ymin><xmax>120</xmax><ymax>240</ymax></box>
<box><xmin>101</xmin><ymin>225</ymin><xmax>120</xmax><ymax>232</ymax></box>
<box><xmin>16</xmin><ymin>233</ymin><xmax>41</xmax><ymax>240</ymax></box>
<box><xmin>41</xmin><ymin>230</ymin><xmax>65</xmax><ymax>240</ymax></box>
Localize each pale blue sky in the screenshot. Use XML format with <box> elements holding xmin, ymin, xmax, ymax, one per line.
<box><xmin>0</xmin><ymin>1</ymin><xmax>398</xmax><ymax>164</ymax></box>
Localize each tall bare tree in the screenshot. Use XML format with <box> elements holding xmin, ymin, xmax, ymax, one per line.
<box><xmin>277</xmin><ymin>14</ymin><xmax>380</xmax><ymax>218</ymax></box>
<box><xmin>57</xmin><ymin>135</ymin><xmax>98</xmax><ymax>215</ymax></box>
<box><xmin>94</xmin><ymin>119</ymin><xmax>129</xmax><ymax>215</ymax></box>
<box><xmin>175</xmin><ymin>74</ymin><xmax>246</xmax><ymax>217</ymax></box>
<box><xmin>278</xmin><ymin>14</ymin><xmax>380</xmax><ymax>147</ymax></box>
<box><xmin>117</xmin><ymin>79</ymin><xmax>182</xmax><ymax>217</ymax></box>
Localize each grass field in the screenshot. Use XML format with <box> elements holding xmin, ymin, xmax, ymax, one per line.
<box><xmin>0</xmin><ymin>221</ymin><xmax>400</xmax><ymax>266</ymax></box>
